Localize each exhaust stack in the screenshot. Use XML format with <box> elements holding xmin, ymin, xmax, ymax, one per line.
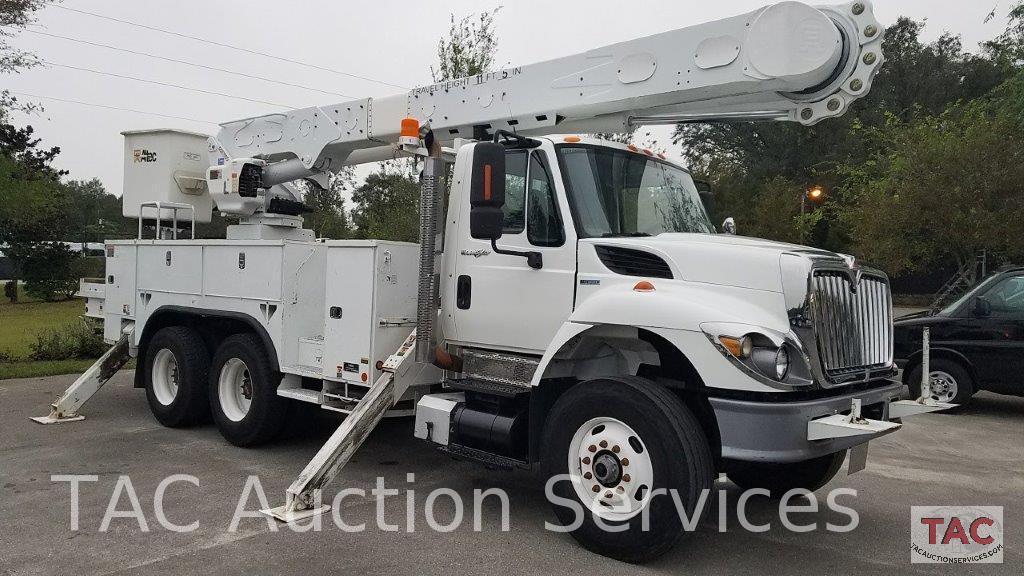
<box><xmin>415</xmin><ymin>154</ymin><xmax>444</xmax><ymax>364</ymax></box>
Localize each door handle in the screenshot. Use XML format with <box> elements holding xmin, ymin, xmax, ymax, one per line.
<box><xmin>457</xmin><ymin>275</ymin><xmax>472</xmax><ymax>309</ymax></box>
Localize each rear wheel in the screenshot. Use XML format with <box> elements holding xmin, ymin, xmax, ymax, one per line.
<box><xmin>144</xmin><ymin>326</ymin><xmax>210</xmax><ymax>427</ymax></box>
<box><xmin>209</xmin><ymin>333</ymin><xmax>287</xmax><ymax>446</ymax></box>
<box><xmin>727</xmin><ymin>451</ymin><xmax>846</xmax><ymax>498</ymax></box>
<box><xmin>541</xmin><ymin>376</ymin><xmax>713</xmax><ymax>563</ymax></box>
<box><xmin>907</xmin><ymin>358</ymin><xmax>974</xmax><ymax>408</ymax></box>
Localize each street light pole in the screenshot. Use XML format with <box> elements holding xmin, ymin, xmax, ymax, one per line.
<box><xmin>800</xmin><ymin>185</ymin><xmax>824</xmax><ymax>244</ymax></box>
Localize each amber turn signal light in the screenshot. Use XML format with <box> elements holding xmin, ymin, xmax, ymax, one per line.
<box><xmin>633</xmin><ymin>281</ymin><xmax>655</xmax><ymax>292</ymax></box>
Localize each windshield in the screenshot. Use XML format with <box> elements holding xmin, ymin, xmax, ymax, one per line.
<box><xmin>940</xmin><ymin>274</ymin><xmax>1001</xmax><ymax>315</ymax></box>
<box><xmin>556</xmin><ymin>145</ymin><xmax>715</xmax><ymax>238</ymax></box>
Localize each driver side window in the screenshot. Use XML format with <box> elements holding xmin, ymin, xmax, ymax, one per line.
<box><xmin>502</xmin><ymin>151</ymin><xmax>527</xmax><ymax>234</ymax></box>
<box><xmin>500</xmin><ymin>149</ymin><xmax>564</xmax><ymax>246</ymax></box>
<box><xmin>527</xmin><ymin>152</ymin><xmax>564</xmax><ymax>247</ymax></box>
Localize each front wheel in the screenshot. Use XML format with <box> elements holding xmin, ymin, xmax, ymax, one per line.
<box><xmin>907</xmin><ymin>358</ymin><xmax>974</xmax><ymax>408</ymax></box>
<box><xmin>541</xmin><ymin>376</ymin><xmax>714</xmax><ymax>563</ymax></box>
<box><xmin>727</xmin><ymin>451</ymin><xmax>846</xmax><ymax>498</ymax></box>
<box><xmin>209</xmin><ymin>333</ymin><xmax>288</xmax><ymax>447</ymax></box>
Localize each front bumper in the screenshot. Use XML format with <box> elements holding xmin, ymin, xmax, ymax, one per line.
<box><xmin>709</xmin><ymin>380</ymin><xmax>904</xmax><ymax>464</ymax></box>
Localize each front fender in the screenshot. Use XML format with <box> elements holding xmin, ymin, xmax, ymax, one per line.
<box><xmin>901</xmin><ymin>346</ymin><xmax>977</xmax><ymax>384</ymax></box>
<box><xmin>529</xmin><ymin>281</ymin><xmax>793</xmax><ymax>394</ymax></box>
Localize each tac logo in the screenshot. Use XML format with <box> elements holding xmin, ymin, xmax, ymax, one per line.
<box><xmin>133</xmin><ymin>148</ymin><xmax>157</xmax><ymax>163</ymax></box>
<box><xmin>911</xmin><ymin>506</ymin><xmax>1003</xmax><ymax>564</ymax></box>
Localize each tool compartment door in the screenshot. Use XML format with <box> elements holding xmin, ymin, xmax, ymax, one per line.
<box><xmin>322</xmin><ymin>245</ymin><xmax>376</xmax><ymax>383</ymax></box>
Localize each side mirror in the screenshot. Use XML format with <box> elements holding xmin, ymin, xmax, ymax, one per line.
<box><xmin>469</xmin><ymin>142</ymin><xmax>506</xmax><ymax>240</ymax></box>
<box><xmin>722</xmin><ymin>217</ymin><xmax>737</xmax><ymax>235</ymax></box>
<box><xmin>972</xmin><ymin>297</ymin><xmax>992</xmax><ymax>318</ymax></box>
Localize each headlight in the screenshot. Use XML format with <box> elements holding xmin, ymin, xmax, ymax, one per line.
<box><xmin>702</xmin><ymin>323</ymin><xmax>813</xmax><ymax>388</ymax></box>
<box><xmin>751</xmin><ymin>345</ymin><xmax>789</xmax><ymax>380</ymax></box>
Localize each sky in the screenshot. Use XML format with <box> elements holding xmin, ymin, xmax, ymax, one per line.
<box><xmin>2</xmin><ymin>0</ymin><xmax>1014</xmax><ymax>199</ymax></box>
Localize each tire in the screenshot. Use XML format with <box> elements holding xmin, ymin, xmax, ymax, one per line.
<box><xmin>144</xmin><ymin>326</ymin><xmax>210</xmax><ymax>428</ymax></box>
<box><xmin>727</xmin><ymin>451</ymin><xmax>846</xmax><ymax>498</ymax></box>
<box><xmin>907</xmin><ymin>358</ymin><xmax>974</xmax><ymax>408</ymax></box>
<box><xmin>209</xmin><ymin>333</ymin><xmax>287</xmax><ymax>447</ymax></box>
<box><xmin>541</xmin><ymin>376</ymin><xmax>714</xmax><ymax>563</ymax></box>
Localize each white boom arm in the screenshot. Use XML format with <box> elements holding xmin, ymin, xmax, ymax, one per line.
<box><xmin>207</xmin><ymin>0</ymin><xmax>882</xmax><ymax>190</ymax></box>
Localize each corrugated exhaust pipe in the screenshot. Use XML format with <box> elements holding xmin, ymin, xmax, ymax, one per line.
<box><xmin>415</xmin><ymin>129</ymin><xmax>444</xmax><ymax>364</ymax></box>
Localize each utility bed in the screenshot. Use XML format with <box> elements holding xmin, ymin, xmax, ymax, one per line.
<box><xmin>96</xmin><ymin>238</ymin><xmax>429</xmax><ymax>408</ymax></box>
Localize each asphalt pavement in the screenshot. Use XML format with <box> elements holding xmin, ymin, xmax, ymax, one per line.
<box><xmin>1</xmin><ymin>371</ymin><xmax>1020</xmax><ymax>575</ymax></box>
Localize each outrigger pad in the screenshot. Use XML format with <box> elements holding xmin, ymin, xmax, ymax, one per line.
<box><xmin>261</xmin><ymin>504</ymin><xmax>332</xmax><ymax>524</ymax></box>
<box><xmin>888</xmin><ymin>399</ymin><xmax>957</xmax><ymax>419</ymax></box>
<box><xmin>30</xmin><ymin>413</ymin><xmax>86</xmax><ymax>425</ymax></box>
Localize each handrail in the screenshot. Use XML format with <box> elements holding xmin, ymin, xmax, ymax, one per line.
<box><xmin>137</xmin><ymin>201</ymin><xmax>197</xmax><ymax>240</ymax></box>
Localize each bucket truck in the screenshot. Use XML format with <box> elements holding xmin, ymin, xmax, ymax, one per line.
<box><xmin>33</xmin><ymin>1</ymin><xmax>952</xmax><ymax>561</ymax></box>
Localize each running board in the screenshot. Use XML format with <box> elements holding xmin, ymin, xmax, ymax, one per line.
<box><xmin>31</xmin><ymin>325</ymin><xmax>134</xmax><ymax>424</ymax></box>
<box><xmin>262</xmin><ymin>331</ymin><xmax>421</xmax><ymax>523</ymax></box>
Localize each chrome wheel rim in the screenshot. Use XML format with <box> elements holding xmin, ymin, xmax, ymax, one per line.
<box><xmin>218</xmin><ymin>358</ymin><xmax>253</xmax><ymax>422</ymax></box>
<box><xmin>928</xmin><ymin>370</ymin><xmax>958</xmax><ymax>403</ymax></box>
<box><xmin>151</xmin><ymin>348</ymin><xmax>179</xmax><ymax>406</ymax></box>
<box><xmin>568</xmin><ymin>417</ymin><xmax>655</xmax><ymax>522</ymax></box>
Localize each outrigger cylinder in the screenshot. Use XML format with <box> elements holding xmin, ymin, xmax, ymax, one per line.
<box><xmin>30</xmin><ymin>325</ymin><xmax>134</xmax><ymax>424</ymax></box>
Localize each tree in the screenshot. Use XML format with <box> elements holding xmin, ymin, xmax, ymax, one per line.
<box><xmin>839</xmin><ymin>73</ymin><xmax>1024</xmax><ymax>275</ymax></box>
<box><xmin>303</xmin><ymin>170</ymin><xmax>354</xmax><ymax>239</ymax></box>
<box><xmin>0</xmin><ymin>124</ymin><xmax>65</xmax><ymax>179</ymax></box>
<box><xmin>984</xmin><ymin>1</ymin><xmax>1024</xmax><ymax>69</ymax></box>
<box><xmin>431</xmin><ymin>8</ymin><xmax>501</xmax><ymax>82</ymax></box>
<box><xmin>21</xmin><ymin>240</ymin><xmax>79</xmax><ymax>301</ymax></box>
<box><xmin>1</xmin><ymin>0</ymin><xmax>48</xmax><ymax>117</ymax></box>
<box><xmin>352</xmin><ymin>8</ymin><xmax>503</xmax><ymax>241</ymax></box>
<box><xmin>64</xmin><ymin>178</ymin><xmax>134</xmax><ymax>241</ymax></box>
<box><xmin>0</xmin><ymin>129</ymin><xmax>75</xmax><ymax>302</ymax></box>
<box><xmin>351</xmin><ymin>162</ymin><xmax>420</xmax><ymax>242</ymax></box>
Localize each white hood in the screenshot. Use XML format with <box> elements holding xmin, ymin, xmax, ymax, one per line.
<box><xmin>583</xmin><ymin>233</ymin><xmax>840</xmax><ymax>293</ymax></box>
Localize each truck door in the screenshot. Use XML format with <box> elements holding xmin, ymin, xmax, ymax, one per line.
<box><xmin>450</xmin><ymin>145</ymin><xmax>577</xmax><ymax>353</ymax></box>
<box><xmin>953</xmin><ymin>273</ymin><xmax>1024</xmax><ymax>393</ymax></box>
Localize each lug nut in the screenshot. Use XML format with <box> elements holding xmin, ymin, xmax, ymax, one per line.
<box><xmin>864</xmin><ymin>25</ymin><xmax>878</xmax><ymax>38</ymax></box>
<box><xmin>863</xmin><ymin>52</ymin><xmax>877</xmax><ymax>65</ymax></box>
<box><xmin>827</xmin><ymin>99</ymin><xmax>841</xmax><ymax>111</ymax></box>
<box><xmin>850</xmin><ymin>79</ymin><xmax>863</xmax><ymax>91</ymax></box>
<box><xmin>599</xmin><ymin>440</ymin><xmax>608</xmax><ymax>448</ymax></box>
<box><xmin>588</xmin><ymin>445</ymin><xmax>597</xmax><ymax>453</ymax></box>
<box><xmin>801</xmin><ymin>108</ymin><xmax>813</xmax><ymax>120</ymax></box>
<box><xmin>617</xmin><ymin>486</ymin><xmax>625</xmax><ymax>493</ymax></box>
<box><xmin>612</xmin><ymin>445</ymin><xmax>620</xmax><ymax>454</ymax></box>
<box><xmin>582</xmin><ymin>456</ymin><xmax>591</xmax><ymax>465</ymax></box>
<box><xmin>623</xmin><ymin>474</ymin><xmax>632</xmax><ymax>482</ymax></box>
<box><xmin>604</xmin><ymin>492</ymin><xmax>614</xmax><ymax>499</ymax></box>
<box><xmin>592</xmin><ymin>485</ymin><xmax>600</xmax><ymax>493</ymax></box>
<box><xmin>852</xmin><ymin>2</ymin><xmax>864</xmax><ymax>15</ymax></box>
<box><xmin>584</xmin><ymin>472</ymin><xmax>593</xmax><ymax>480</ymax></box>
<box><xmin>621</xmin><ymin>458</ymin><xmax>630</xmax><ymax>466</ymax></box>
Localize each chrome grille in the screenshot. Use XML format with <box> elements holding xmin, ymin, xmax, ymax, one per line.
<box><xmin>809</xmin><ymin>271</ymin><xmax>892</xmax><ymax>379</ymax></box>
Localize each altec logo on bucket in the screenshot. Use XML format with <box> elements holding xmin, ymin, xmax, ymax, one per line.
<box><xmin>910</xmin><ymin>506</ymin><xmax>1004</xmax><ymax>564</ymax></box>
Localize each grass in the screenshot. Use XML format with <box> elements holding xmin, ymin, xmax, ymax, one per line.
<box><xmin>0</xmin><ymin>359</ymin><xmax>98</xmax><ymax>380</ymax></box>
<box><xmin>0</xmin><ymin>284</ymin><xmax>97</xmax><ymax>379</ymax></box>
